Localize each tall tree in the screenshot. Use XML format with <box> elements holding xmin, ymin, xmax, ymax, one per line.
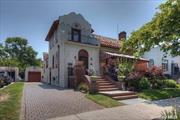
<box><xmin>0</xmin><ymin>37</ymin><xmax>41</xmax><ymax>72</ymax></box>
<box><xmin>121</xmin><ymin>0</ymin><xmax>180</xmax><ymax>57</ymax></box>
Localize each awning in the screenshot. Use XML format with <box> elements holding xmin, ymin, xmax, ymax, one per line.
<box><xmin>101</xmin><ymin>51</ymin><xmax>149</xmax><ymax>62</ymax></box>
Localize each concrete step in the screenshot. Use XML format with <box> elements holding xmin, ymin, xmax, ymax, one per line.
<box><xmin>113</xmin><ymin>95</ymin><xmax>138</xmax><ymax>100</ymax></box>
<box><xmin>98</xmin><ymin>87</ymin><xmax>119</xmax><ymax>92</ymax></box>
<box><xmin>94</xmin><ymin>76</ymin><xmax>104</xmax><ymax>79</ymax></box>
<box><xmin>97</xmin><ymin>82</ymin><xmax>114</xmax><ymax>86</ymax></box>
<box><xmin>96</xmin><ymin>81</ymin><xmax>111</xmax><ymax>84</ymax></box>
<box><xmin>98</xmin><ymin>85</ymin><xmax>117</xmax><ymax>89</ymax></box>
<box><xmin>101</xmin><ymin>91</ymin><xmax>136</xmax><ymax>97</ymax></box>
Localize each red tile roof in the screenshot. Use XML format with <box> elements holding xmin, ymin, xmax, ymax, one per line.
<box><xmin>94</xmin><ymin>34</ymin><xmax>120</xmax><ymax>49</ymax></box>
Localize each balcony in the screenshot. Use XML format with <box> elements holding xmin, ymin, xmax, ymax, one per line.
<box><xmin>68</xmin><ymin>34</ymin><xmax>100</xmax><ymax>46</ymax></box>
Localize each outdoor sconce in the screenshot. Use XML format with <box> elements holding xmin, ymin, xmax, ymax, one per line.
<box><xmin>90</xmin><ymin>57</ymin><xmax>93</xmax><ymax>60</ymax></box>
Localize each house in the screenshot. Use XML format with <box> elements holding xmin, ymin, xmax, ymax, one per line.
<box><xmin>143</xmin><ymin>46</ymin><xmax>180</xmax><ymax>79</ymax></box>
<box><xmin>44</xmin><ymin>12</ymin><xmax>148</xmax><ymax>88</ymax></box>
<box><xmin>0</xmin><ymin>67</ymin><xmax>19</xmax><ymax>81</ymax></box>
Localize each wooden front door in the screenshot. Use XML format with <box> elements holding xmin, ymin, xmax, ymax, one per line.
<box><xmin>78</xmin><ymin>49</ymin><xmax>89</xmax><ymax>69</ymax></box>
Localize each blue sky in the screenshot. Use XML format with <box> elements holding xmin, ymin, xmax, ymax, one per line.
<box><xmin>0</xmin><ymin>0</ymin><xmax>164</xmax><ymax>59</ymax></box>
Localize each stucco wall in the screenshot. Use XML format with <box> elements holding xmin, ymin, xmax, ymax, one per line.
<box><xmin>143</xmin><ymin>47</ymin><xmax>180</xmax><ymax>75</ymax></box>
<box><xmin>63</xmin><ymin>42</ymin><xmax>100</xmax><ymax>87</ymax></box>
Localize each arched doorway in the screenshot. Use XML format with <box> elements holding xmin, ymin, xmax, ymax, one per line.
<box><xmin>78</xmin><ymin>49</ymin><xmax>89</xmax><ymax>69</ymax></box>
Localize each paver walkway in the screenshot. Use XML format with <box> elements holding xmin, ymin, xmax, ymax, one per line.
<box><xmin>21</xmin><ymin>83</ymin><xmax>103</xmax><ymax>120</ymax></box>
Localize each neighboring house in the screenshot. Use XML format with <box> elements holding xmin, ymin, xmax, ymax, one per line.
<box><xmin>143</xmin><ymin>46</ymin><xmax>180</xmax><ymax>79</ymax></box>
<box><xmin>25</xmin><ymin>66</ymin><xmax>42</xmax><ymax>82</ymax></box>
<box><xmin>44</xmin><ymin>12</ymin><xmax>148</xmax><ymax>88</ymax></box>
<box><xmin>0</xmin><ymin>67</ymin><xmax>19</xmax><ymax>81</ymax></box>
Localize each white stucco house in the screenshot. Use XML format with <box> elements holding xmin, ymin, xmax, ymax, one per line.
<box><xmin>143</xmin><ymin>46</ymin><xmax>180</xmax><ymax>79</ymax></box>
<box><xmin>43</xmin><ymin>12</ymin><xmax>148</xmax><ymax>88</ymax></box>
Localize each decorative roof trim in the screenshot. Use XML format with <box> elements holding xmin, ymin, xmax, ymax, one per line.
<box><xmin>45</xmin><ymin>20</ymin><xmax>59</xmax><ymax>41</ymax></box>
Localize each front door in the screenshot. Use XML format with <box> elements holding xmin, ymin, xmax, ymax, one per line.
<box><xmin>78</xmin><ymin>49</ymin><xmax>89</xmax><ymax>72</ymax></box>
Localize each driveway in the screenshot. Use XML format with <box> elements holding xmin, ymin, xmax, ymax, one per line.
<box><xmin>21</xmin><ymin>83</ymin><xmax>103</xmax><ymax>120</ymax></box>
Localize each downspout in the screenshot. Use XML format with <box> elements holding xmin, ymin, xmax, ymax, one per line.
<box><xmin>58</xmin><ymin>45</ymin><xmax>60</xmax><ymax>85</ymax></box>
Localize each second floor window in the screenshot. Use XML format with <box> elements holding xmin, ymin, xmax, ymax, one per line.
<box><xmin>71</xmin><ymin>28</ymin><xmax>81</xmax><ymax>42</ymax></box>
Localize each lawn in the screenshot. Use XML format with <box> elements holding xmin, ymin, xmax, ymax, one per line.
<box><xmin>0</xmin><ymin>82</ymin><xmax>24</xmax><ymax>120</ymax></box>
<box><xmin>86</xmin><ymin>94</ymin><xmax>124</xmax><ymax>108</ymax></box>
<box><xmin>138</xmin><ymin>88</ymin><xmax>180</xmax><ymax>100</ymax></box>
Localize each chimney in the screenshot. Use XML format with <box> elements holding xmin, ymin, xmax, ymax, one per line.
<box><xmin>118</xmin><ymin>31</ymin><xmax>126</xmax><ymax>40</ymax></box>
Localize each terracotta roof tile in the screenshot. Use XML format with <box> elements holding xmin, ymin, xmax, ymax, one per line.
<box><xmin>94</xmin><ymin>34</ymin><xmax>120</xmax><ymax>49</ymax></box>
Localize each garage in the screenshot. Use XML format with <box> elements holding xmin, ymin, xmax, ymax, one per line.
<box><xmin>28</xmin><ymin>72</ymin><xmax>41</xmax><ymax>82</ymax></box>
<box><xmin>25</xmin><ymin>66</ymin><xmax>42</xmax><ymax>82</ymax></box>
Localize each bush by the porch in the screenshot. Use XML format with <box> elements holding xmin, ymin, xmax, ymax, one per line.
<box><xmin>164</xmin><ymin>79</ymin><xmax>178</xmax><ymax>88</ymax></box>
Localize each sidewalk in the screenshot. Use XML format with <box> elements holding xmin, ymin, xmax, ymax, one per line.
<box><xmin>49</xmin><ymin>103</ymin><xmax>172</xmax><ymax>120</ymax></box>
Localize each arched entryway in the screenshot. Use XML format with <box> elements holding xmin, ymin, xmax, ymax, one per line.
<box><xmin>78</xmin><ymin>49</ymin><xmax>89</xmax><ymax>69</ymax></box>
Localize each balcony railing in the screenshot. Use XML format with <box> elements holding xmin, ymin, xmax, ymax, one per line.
<box><xmin>68</xmin><ymin>34</ymin><xmax>100</xmax><ymax>46</ymax></box>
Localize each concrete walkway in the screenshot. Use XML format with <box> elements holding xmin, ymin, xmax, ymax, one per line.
<box><xmin>21</xmin><ymin>83</ymin><xmax>103</xmax><ymax>120</ymax></box>
<box><xmin>49</xmin><ymin>97</ymin><xmax>180</xmax><ymax>120</ymax></box>
<box><xmin>49</xmin><ymin>103</ymin><xmax>172</xmax><ymax>120</ymax></box>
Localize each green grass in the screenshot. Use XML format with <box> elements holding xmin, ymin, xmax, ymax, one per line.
<box><xmin>86</xmin><ymin>94</ymin><xmax>124</xmax><ymax>108</ymax></box>
<box><xmin>0</xmin><ymin>82</ymin><xmax>24</xmax><ymax>120</ymax></box>
<box><xmin>138</xmin><ymin>88</ymin><xmax>180</xmax><ymax>100</ymax></box>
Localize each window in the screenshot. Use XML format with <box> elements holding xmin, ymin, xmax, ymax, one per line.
<box><xmin>52</xmin><ymin>55</ymin><xmax>55</xmax><ymax>69</ymax></box>
<box><xmin>46</xmin><ymin>59</ymin><xmax>48</xmax><ymax>68</ymax></box>
<box><xmin>71</xmin><ymin>28</ymin><xmax>81</xmax><ymax>42</ymax></box>
<box><xmin>148</xmin><ymin>59</ymin><xmax>154</xmax><ymax>68</ymax></box>
<box><xmin>162</xmin><ymin>59</ymin><xmax>168</xmax><ymax>71</ymax></box>
<box><xmin>56</xmin><ymin>51</ymin><xmax>58</xmax><ymax>68</ymax></box>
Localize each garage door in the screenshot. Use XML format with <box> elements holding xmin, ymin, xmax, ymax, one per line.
<box><xmin>28</xmin><ymin>72</ymin><xmax>41</xmax><ymax>82</ymax></box>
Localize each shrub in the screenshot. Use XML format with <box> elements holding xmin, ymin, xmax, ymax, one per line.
<box><xmin>138</xmin><ymin>77</ymin><xmax>150</xmax><ymax>90</ymax></box>
<box><xmin>90</xmin><ymin>76</ymin><xmax>97</xmax><ymax>82</ymax></box>
<box><xmin>125</xmin><ymin>71</ymin><xmax>143</xmax><ymax>91</ymax></box>
<box><xmin>164</xmin><ymin>79</ymin><xmax>177</xmax><ymax>88</ymax></box>
<box><xmin>78</xmin><ymin>82</ymin><xmax>89</xmax><ymax>93</ymax></box>
<box><xmin>118</xmin><ymin>62</ymin><xmax>134</xmax><ymax>76</ymax></box>
<box><xmin>118</xmin><ymin>76</ymin><xmax>125</xmax><ymax>82</ymax></box>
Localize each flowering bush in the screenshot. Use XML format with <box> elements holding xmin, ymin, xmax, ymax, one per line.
<box><xmin>144</xmin><ymin>66</ymin><xmax>165</xmax><ymax>88</ymax></box>
<box><xmin>125</xmin><ymin>71</ymin><xmax>144</xmax><ymax>91</ymax></box>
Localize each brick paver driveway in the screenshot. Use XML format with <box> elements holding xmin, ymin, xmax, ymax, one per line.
<box><xmin>21</xmin><ymin>83</ymin><xmax>103</xmax><ymax>120</ymax></box>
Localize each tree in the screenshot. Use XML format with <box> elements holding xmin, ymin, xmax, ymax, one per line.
<box><xmin>0</xmin><ymin>37</ymin><xmax>41</xmax><ymax>73</ymax></box>
<box><xmin>121</xmin><ymin>0</ymin><xmax>180</xmax><ymax>57</ymax></box>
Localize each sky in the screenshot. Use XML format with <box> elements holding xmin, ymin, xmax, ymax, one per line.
<box><xmin>0</xmin><ymin>0</ymin><xmax>164</xmax><ymax>59</ymax></box>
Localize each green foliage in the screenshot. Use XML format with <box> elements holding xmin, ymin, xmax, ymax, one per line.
<box><xmin>118</xmin><ymin>62</ymin><xmax>134</xmax><ymax>76</ymax></box>
<box><xmin>0</xmin><ymin>82</ymin><xmax>24</xmax><ymax>120</ymax></box>
<box><xmin>139</xmin><ymin>77</ymin><xmax>150</xmax><ymax>90</ymax></box>
<box><xmin>0</xmin><ymin>37</ymin><xmax>41</xmax><ymax>73</ymax></box>
<box><xmin>161</xmin><ymin>106</ymin><xmax>180</xmax><ymax>120</ymax></box>
<box><xmin>138</xmin><ymin>88</ymin><xmax>180</xmax><ymax>100</ymax></box>
<box><xmin>121</xmin><ymin>0</ymin><xmax>180</xmax><ymax>56</ymax></box>
<box><xmin>78</xmin><ymin>82</ymin><xmax>89</xmax><ymax>93</ymax></box>
<box><xmin>90</xmin><ymin>76</ymin><xmax>97</xmax><ymax>82</ymax></box>
<box><xmin>164</xmin><ymin>79</ymin><xmax>178</xmax><ymax>88</ymax></box>
<box><xmin>86</xmin><ymin>94</ymin><xmax>122</xmax><ymax>108</ymax></box>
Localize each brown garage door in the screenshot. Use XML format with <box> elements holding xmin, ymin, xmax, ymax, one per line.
<box><xmin>28</xmin><ymin>72</ymin><xmax>41</xmax><ymax>82</ymax></box>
